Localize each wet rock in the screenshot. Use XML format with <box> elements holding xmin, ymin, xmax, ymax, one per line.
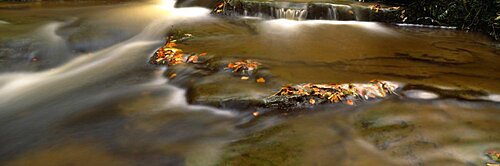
<box><xmin>186</xmin><ymin>79</ymin><xmax>401</xmax><ymax>111</ymax></box>
<box><xmin>265</xmin><ymin>80</ymin><xmax>399</xmax><ymax>108</ymax></box>
<box><xmin>176</xmin><ymin>0</ymin><xmax>221</xmax><ymax>8</ymax></box>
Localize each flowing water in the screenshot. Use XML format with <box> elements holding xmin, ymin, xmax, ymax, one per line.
<box><xmin>0</xmin><ymin>0</ymin><xmax>499</xmax><ymax>166</ymax></box>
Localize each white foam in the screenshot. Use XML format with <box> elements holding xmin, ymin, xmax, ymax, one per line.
<box><xmin>404</xmin><ymin>90</ymin><xmax>439</xmax><ymax>100</ymax></box>
<box><xmin>481</xmin><ymin>94</ymin><xmax>500</xmax><ymax>102</ymax></box>
<box><xmin>396</xmin><ymin>23</ymin><xmax>457</xmax><ymax>29</ymax></box>
<box><xmin>0</xmin><ymin>20</ymin><xmax>10</xmax><ymax>25</ymax></box>
<box><xmin>163</xmin><ymin>86</ymin><xmax>237</xmax><ymax>117</ymax></box>
<box><xmin>263</xmin><ymin>19</ymin><xmax>395</xmax><ymax>34</ymax></box>
<box><xmin>156</xmin><ymin>0</ymin><xmax>211</xmax><ymax>18</ymax></box>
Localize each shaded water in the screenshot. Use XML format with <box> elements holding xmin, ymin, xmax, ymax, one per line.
<box><xmin>0</xmin><ymin>0</ymin><xmax>499</xmax><ymax>165</ymax></box>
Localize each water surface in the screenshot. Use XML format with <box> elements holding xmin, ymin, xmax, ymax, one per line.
<box><xmin>0</xmin><ymin>1</ymin><xmax>499</xmax><ymax>165</ymax></box>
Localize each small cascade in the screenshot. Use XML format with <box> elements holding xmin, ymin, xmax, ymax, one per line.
<box><xmin>351</xmin><ymin>5</ymin><xmax>369</xmax><ymax>21</ymax></box>
<box><xmin>223</xmin><ymin>1</ymin><xmax>308</xmax><ymax>20</ymax></box>
<box><xmin>324</xmin><ymin>4</ymin><xmax>355</xmax><ymax>20</ymax></box>
<box><xmin>214</xmin><ymin>0</ymin><xmax>402</xmax><ymax>22</ymax></box>
<box><xmin>274</xmin><ymin>8</ymin><xmax>307</xmax><ymax>20</ymax></box>
<box><xmin>326</xmin><ymin>6</ymin><xmax>338</xmax><ymax>20</ymax></box>
<box><xmin>306</xmin><ymin>3</ymin><xmax>356</xmax><ymax>20</ymax></box>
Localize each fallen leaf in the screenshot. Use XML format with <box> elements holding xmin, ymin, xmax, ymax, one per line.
<box><xmin>346</xmin><ymin>100</ymin><xmax>354</xmax><ymax>105</ymax></box>
<box><xmin>187</xmin><ymin>55</ymin><xmax>199</xmax><ymax>63</ymax></box>
<box><xmin>309</xmin><ymin>98</ymin><xmax>316</xmax><ymax>105</ymax></box>
<box><xmin>169</xmin><ymin>73</ymin><xmax>177</xmax><ymax>79</ymax></box>
<box><xmin>252</xmin><ymin>112</ymin><xmax>259</xmax><ymax>116</ymax></box>
<box><xmin>256</xmin><ymin>77</ymin><xmax>266</xmax><ymax>83</ymax></box>
<box><xmin>227</xmin><ymin>63</ymin><xmax>234</xmax><ymax>68</ymax></box>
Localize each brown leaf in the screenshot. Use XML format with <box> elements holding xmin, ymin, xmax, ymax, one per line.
<box><xmin>309</xmin><ymin>98</ymin><xmax>316</xmax><ymax>105</ymax></box>
<box><xmin>169</xmin><ymin>73</ymin><xmax>177</xmax><ymax>79</ymax></box>
<box><xmin>256</xmin><ymin>77</ymin><xmax>266</xmax><ymax>83</ymax></box>
<box><xmin>187</xmin><ymin>55</ymin><xmax>199</xmax><ymax>63</ymax></box>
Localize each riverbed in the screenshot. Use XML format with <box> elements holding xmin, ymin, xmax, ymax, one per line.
<box><xmin>0</xmin><ymin>0</ymin><xmax>499</xmax><ymax>165</ymax></box>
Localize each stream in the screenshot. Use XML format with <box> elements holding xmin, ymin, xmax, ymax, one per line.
<box><xmin>0</xmin><ymin>0</ymin><xmax>499</xmax><ymax>165</ymax></box>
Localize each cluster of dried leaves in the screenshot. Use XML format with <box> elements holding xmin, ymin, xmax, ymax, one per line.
<box><xmin>151</xmin><ymin>34</ymin><xmax>206</xmax><ymax>66</ymax></box>
<box><xmin>225</xmin><ymin>60</ymin><xmax>266</xmax><ymax>83</ymax></box>
<box><xmin>226</xmin><ymin>60</ymin><xmax>261</xmax><ymax>75</ymax></box>
<box><xmin>487</xmin><ymin>150</ymin><xmax>500</xmax><ymax>163</ymax></box>
<box><xmin>272</xmin><ymin>80</ymin><xmax>398</xmax><ymax>106</ymax></box>
<box><xmin>151</xmin><ymin>31</ymin><xmax>267</xmax><ymax>83</ymax></box>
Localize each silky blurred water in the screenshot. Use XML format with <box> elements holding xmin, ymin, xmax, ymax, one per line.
<box><xmin>0</xmin><ymin>1</ymin><xmax>498</xmax><ymax>165</ymax></box>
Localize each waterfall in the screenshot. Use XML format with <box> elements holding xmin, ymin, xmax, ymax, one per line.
<box><xmin>325</xmin><ymin>4</ymin><xmax>354</xmax><ymax>20</ymax></box>
<box><xmin>232</xmin><ymin>2</ymin><xmax>308</xmax><ymax>20</ymax></box>
<box><xmin>274</xmin><ymin>8</ymin><xmax>307</xmax><ymax>20</ymax></box>
<box><xmin>326</xmin><ymin>6</ymin><xmax>338</xmax><ymax>20</ymax></box>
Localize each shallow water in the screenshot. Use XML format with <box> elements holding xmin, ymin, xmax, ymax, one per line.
<box><xmin>0</xmin><ymin>1</ymin><xmax>499</xmax><ymax>166</ymax></box>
